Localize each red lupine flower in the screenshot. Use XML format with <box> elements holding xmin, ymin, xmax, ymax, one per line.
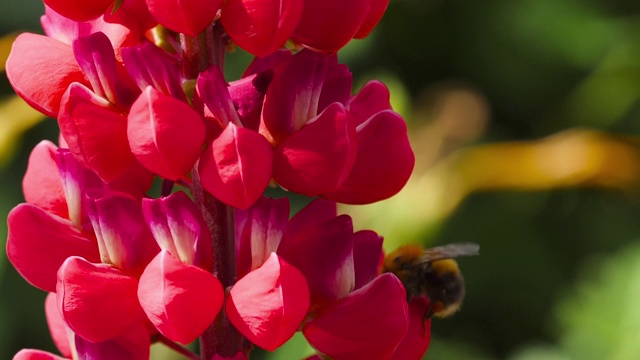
<box><xmin>292</xmin><ymin>0</ymin><xmax>388</xmax><ymax>53</ymax></box>
<box><xmin>22</xmin><ymin>141</ymin><xmax>68</xmax><ymax>219</ymax></box>
<box><xmin>260</xmin><ymin>50</ymin><xmax>414</xmax><ymax>204</ymax></box>
<box><xmin>221</xmin><ymin>0</ymin><xmax>303</xmax><ymax>57</ymax></box>
<box><xmin>127</xmin><ymin>86</ymin><xmax>206</xmax><ymax>180</ymax></box>
<box><xmin>146</xmin><ymin>0</ymin><xmax>222</xmax><ymax>37</ymax></box>
<box><xmin>43</xmin><ymin>0</ymin><xmax>114</xmax><ymax>22</ymax></box>
<box><xmin>42</xmin><ymin>0</ymin><xmax>156</xmax><ymax>36</ymax></box>
<box><xmin>6</xmin><ymin>0</ymin><xmax>425</xmax><ymax>357</ymax></box>
<box><xmin>227</xmin><ymin>253</ymin><xmax>310</xmax><ymax>351</ymax></box>
<box><xmin>138</xmin><ymin>192</ymin><xmax>224</xmax><ymax>344</ymax></box>
<box><xmin>233</xmin><ymin>197</ymin><xmax>416</xmax><ymax>356</ymax></box>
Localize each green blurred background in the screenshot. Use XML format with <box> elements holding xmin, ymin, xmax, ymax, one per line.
<box><xmin>4</xmin><ymin>0</ymin><xmax>640</xmax><ymax>359</ymax></box>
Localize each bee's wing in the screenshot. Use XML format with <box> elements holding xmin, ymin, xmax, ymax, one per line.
<box><xmin>417</xmin><ymin>243</ymin><xmax>480</xmax><ymax>264</ymax></box>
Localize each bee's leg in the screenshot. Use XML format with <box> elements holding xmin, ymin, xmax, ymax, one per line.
<box><xmin>422</xmin><ymin>307</ymin><xmax>434</xmax><ymax>337</ymax></box>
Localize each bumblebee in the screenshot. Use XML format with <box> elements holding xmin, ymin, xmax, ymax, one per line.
<box><xmin>382</xmin><ymin>242</ymin><xmax>479</xmax><ymax>318</ymax></box>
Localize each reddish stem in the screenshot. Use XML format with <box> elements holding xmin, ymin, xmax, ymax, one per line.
<box><xmin>181</xmin><ymin>22</ymin><xmax>246</xmax><ymax>359</ymax></box>
<box><xmin>192</xmin><ymin>170</ymin><xmax>246</xmax><ymax>358</ymax></box>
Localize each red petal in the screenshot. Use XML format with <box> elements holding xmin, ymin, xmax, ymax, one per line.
<box><xmin>56</xmin><ymin>257</ymin><xmax>145</xmax><ymax>342</ymax></box>
<box><xmin>106</xmin><ymin>161</ymin><xmax>155</xmax><ymax>199</ymax></box>
<box><xmin>302</xmin><ymin>273</ymin><xmax>409</xmax><ymax>360</ymax></box>
<box><xmin>6</xmin><ymin>204</ymin><xmax>100</xmax><ymax>292</ymax></box>
<box><xmin>85</xmin><ymin>190</ymin><xmax>159</xmax><ymax>277</ymax></box>
<box><xmin>196</xmin><ymin>66</ymin><xmax>242</xmax><ymax>127</ymax></box>
<box><xmin>260</xmin><ymin>50</ymin><xmax>330</xmax><ymax>145</ymax></box>
<box><xmin>45</xmin><ymin>293</ymin><xmax>72</xmax><ymax>358</ymax></box>
<box><xmin>6</xmin><ymin>33</ymin><xmax>86</xmax><ymax>117</ymax></box>
<box><xmin>142</xmin><ymin>192</ymin><xmax>213</xmax><ymax>270</ymax></box>
<box><xmin>349</xmin><ymin>80</ymin><xmax>391</xmax><ymax>127</ymax></box>
<box><xmin>327</xmin><ymin>110</ymin><xmax>414</xmax><ymax>204</ymax></box>
<box><xmin>235</xmin><ymin>196</ymin><xmax>290</xmax><ymax>278</ymax></box>
<box><xmin>121</xmin><ymin>42</ymin><xmax>185</xmax><ymax>101</ymax></box>
<box><xmin>273</xmin><ymin>103</ymin><xmax>357</xmax><ymax>196</ymax></box>
<box><xmin>146</xmin><ymin>0</ymin><xmax>221</xmax><ymax>37</ymax></box>
<box><xmin>292</xmin><ymin>0</ymin><xmax>370</xmax><ymax>53</ymax></box>
<box><xmin>138</xmin><ymin>251</ymin><xmax>224</xmax><ymax>344</ymax></box>
<box><xmin>199</xmin><ymin>124</ymin><xmax>273</xmax><ymax>209</ymax></box>
<box><xmin>227</xmin><ymin>253</ymin><xmax>310</xmax><ymax>351</ymax></box>
<box><xmin>13</xmin><ymin>349</ymin><xmax>67</xmax><ymax>360</ymax></box>
<box><xmin>43</xmin><ymin>0</ymin><xmax>113</xmax><ymax>21</ymax></box>
<box><xmin>128</xmin><ymin>87</ymin><xmax>205</xmax><ymax>180</ymax></box>
<box><xmin>279</xmin><ymin>214</ymin><xmax>355</xmax><ymax>304</ymax></box>
<box><xmin>222</xmin><ymin>0</ymin><xmax>303</xmax><ymax>57</ymax></box>
<box><xmin>389</xmin><ymin>297</ymin><xmax>432</xmax><ymax>360</ymax></box>
<box><xmin>58</xmin><ymin>83</ymin><xmax>134</xmax><ymax>182</ymax></box>
<box><xmin>284</xmin><ymin>199</ymin><xmax>337</xmax><ymax>237</ymax></box>
<box><xmin>354</xmin><ymin>0</ymin><xmax>390</xmax><ymax>39</ymax></box>
<box><xmin>22</xmin><ymin>141</ymin><xmax>68</xmax><ymax>219</ymax></box>
<box><xmin>74</xmin><ymin>322</ymin><xmax>150</xmax><ymax>360</ymax></box>
<box><xmin>352</xmin><ymin>230</ymin><xmax>383</xmax><ymax>290</ymax></box>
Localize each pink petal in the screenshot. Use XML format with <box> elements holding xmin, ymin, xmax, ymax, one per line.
<box><xmin>317</xmin><ymin>61</ymin><xmax>352</xmax><ymax>113</ymax></box>
<box><xmin>121</xmin><ymin>42</ymin><xmax>185</xmax><ymax>101</ymax></box>
<box><xmin>389</xmin><ymin>297</ymin><xmax>432</xmax><ymax>360</ymax></box>
<box><xmin>146</xmin><ymin>0</ymin><xmax>222</xmax><ymax>37</ymax></box>
<box><xmin>5</xmin><ymin>33</ymin><xmax>86</xmax><ymax>117</ymax></box>
<box><xmin>106</xmin><ymin>161</ymin><xmax>155</xmax><ymax>199</ymax></box>
<box><xmin>13</xmin><ymin>349</ymin><xmax>67</xmax><ymax>360</ymax></box>
<box><xmin>221</xmin><ymin>0</ymin><xmax>303</xmax><ymax>57</ymax></box>
<box><xmin>56</xmin><ymin>257</ymin><xmax>146</xmax><ymax>343</ymax></box>
<box><xmin>196</xmin><ymin>66</ymin><xmax>242</xmax><ymax>127</ymax></box>
<box><xmin>354</xmin><ymin>0</ymin><xmax>390</xmax><ymax>39</ymax></box>
<box><xmin>278</xmin><ymin>214</ymin><xmax>355</xmax><ymax>305</ymax></box>
<box><xmin>56</xmin><ymin>147</ymin><xmax>105</xmax><ymax>232</ymax></box>
<box><xmin>260</xmin><ymin>50</ymin><xmax>330</xmax><ymax>145</ymax></box>
<box><xmin>74</xmin><ymin>322</ymin><xmax>150</xmax><ymax>360</ymax></box>
<box><xmin>292</xmin><ymin>0</ymin><xmax>370</xmax><ymax>53</ymax></box>
<box><xmin>58</xmin><ymin>83</ymin><xmax>134</xmax><ymax>183</ymax></box>
<box><xmin>199</xmin><ymin>124</ymin><xmax>273</xmax><ymax>209</ymax></box>
<box><xmin>127</xmin><ymin>86</ymin><xmax>205</xmax><ymax>180</ymax></box>
<box><xmin>138</xmin><ymin>251</ymin><xmax>224</xmax><ymax>344</ymax></box>
<box><xmin>227</xmin><ymin>253</ymin><xmax>310</xmax><ymax>351</ymax></box>
<box><xmin>273</xmin><ymin>103</ymin><xmax>357</xmax><ymax>196</ymax></box>
<box><xmin>235</xmin><ymin>196</ymin><xmax>290</xmax><ymax>278</ymax></box>
<box><xmin>302</xmin><ymin>273</ymin><xmax>409</xmax><ymax>360</ymax></box>
<box><xmin>43</xmin><ymin>0</ymin><xmax>113</xmax><ymax>22</ymax></box>
<box><xmin>284</xmin><ymin>199</ymin><xmax>337</xmax><ymax>237</ymax></box>
<box><xmin>352</xmin><ymin>230</ymin><xmax>383</xmax><ymax>290</ymax></box>
<box><xmin>45</xmin><ymin>293</ymin><xmax>72</xmax><ymax>358</ymax></box>
<box><xmin>22</xmin><ymin>141</ymin><xmax>68</xmax><ymax>219</ymax></box>
<box><xmin>85</xmin><ymin>190</ymin><xmax>159</xmax><ymax>277</ymax></box>
<box><xmin>327</xmin><ymin>110</ymin><xmax>414</xmax><ymax>204</ymax></box>
<box><xmin>349</xmin><ymin>80</ymin><xmax>391</xmax><ymax>127</ymax></box>
<box><xmin>142</xmin><ymin>191</ymin><xmax>213</xmax><ymax>270</ymax></box>
<box><xmin>6</xmin><ymin>204</ymin><xmax>100</xmax><ymax>292</ymax></box>
<box><xmin>41</xmin><ymin>5</ymin><xmax>143</xmax><ymax>55</ymax></box>
<box><xmin>72</xmin><ymin>32</ymin><xmax>119</xmax><ymax>104</ymax></box>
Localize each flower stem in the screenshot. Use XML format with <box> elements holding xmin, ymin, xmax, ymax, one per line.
<box><xmin>181</xmin><ymin>21</ymin><xmax>245</xmax><ymax>359</ymax></box>
<box><xmin>192</xmin><ymin>169</ymin><xmax>246</xmax><ymax>358</ymax></box>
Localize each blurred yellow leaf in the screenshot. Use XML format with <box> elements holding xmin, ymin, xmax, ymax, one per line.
<box><xmin>0</xmin><ymin>33</ymin><xmax>18</xmax><ymax>73</ymax></box>
<box><xmin>343</xmin><ymin>129</ymin><xmax>640</xmax><ymax>250</ymax></box>
<box><xmin>0</xmin><ymin>95</ymin><xmax>46</xmax><ymax>167</ymax></box>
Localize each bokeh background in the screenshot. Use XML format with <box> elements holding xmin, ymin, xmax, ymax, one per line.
<box><xmin>3</xmin><ymin>0</ymin><xmax>640</xmax><ymax>359</ymax></box>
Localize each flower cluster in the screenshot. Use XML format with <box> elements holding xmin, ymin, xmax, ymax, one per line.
<box><xmin>5</xmin><ymin>0</ymin><xmax>427</xmax><ymax>359</ymax></box>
